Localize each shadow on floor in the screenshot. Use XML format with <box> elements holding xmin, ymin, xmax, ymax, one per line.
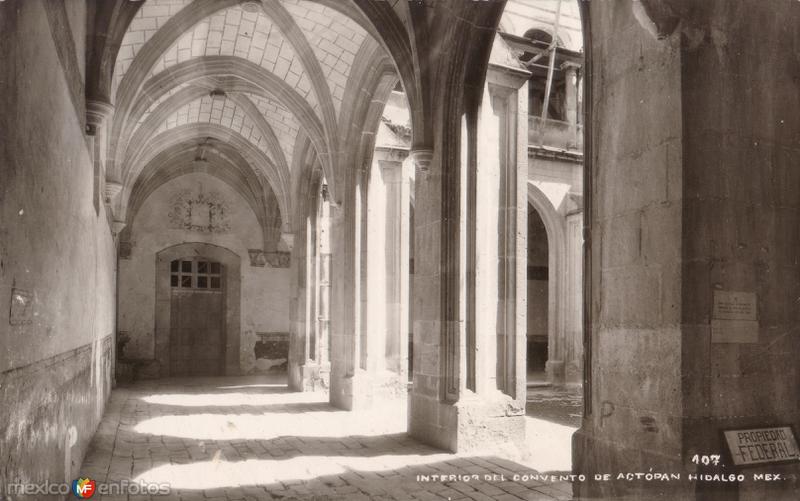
<box><xmin>81</xmin><ymin>376</ymin><xmax>574</xmax><ymax>500</ymax></box>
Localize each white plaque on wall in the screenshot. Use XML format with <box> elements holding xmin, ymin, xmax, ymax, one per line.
<box><xmin>711</xmin><ymin>291</ymin><xmax>758</xmax><ymax>343</ymax></box>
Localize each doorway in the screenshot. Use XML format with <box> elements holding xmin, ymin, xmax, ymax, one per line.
<box><xmin>168</xmin><ymin>258</ymin><xmax>225</xmax><ymax>376</ymax></box>
<box><xmin>527</xmin><ymin>204</ymin><xmax>549</xmax><ymax>384</ymax></box>
<box><xmin>155</xmin><ymin>243</ymin><xmax>242</xmax><ymax>378</ymax></box>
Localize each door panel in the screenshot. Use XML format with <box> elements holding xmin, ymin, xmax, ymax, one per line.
<box><xmin>169</xmin><ymin>258</ymin><xmax>224</xmax><ymax>376</ymax></box>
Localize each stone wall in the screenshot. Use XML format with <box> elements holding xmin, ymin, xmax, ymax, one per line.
<box><xmin>117</xmin><ymin>173</ymin><xmax>291</xmax><ymax>378</ymax></box>
<box><xmin>576</xmin><ymin>1</ymin><xmax>800</xmax><ymax>499</ymax></box>
<box><xmin>0</xmin><ymin>0</ymin><xmax>116</xmax><ymax>488</ymax></box>
<box><xmin>679</xmin><ymin>2</ymin><xmax>800</xmax><ymax>499</ymax></box>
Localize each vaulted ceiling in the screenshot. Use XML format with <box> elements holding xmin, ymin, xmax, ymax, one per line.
<box><xmin>104</xmin><ymin>0</ymin><xmax>393</xmax><ymax>249</ymax></box>
<box><xmin>89</xmin><ymin>0</ymin><xmax>506</xmax><ymax>251</ymax></box>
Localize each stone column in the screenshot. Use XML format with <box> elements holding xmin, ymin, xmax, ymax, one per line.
<box><xmin>562</xmin><ymin>62</ymin><xmax>581</xmax><ymax>150</ymax></box>
<box><xmin>316</xmin><ymin>185</ymin><xmax>331</xmax><ymax>380</ymax></box>
<box><xmin>564</xmin><ymin>210</ymin><xmax>583</xmax><ymax>384</ymax></box>
<box><xmin>408</xmin><ymin>64</ymin><xmax>529</xmax><ymax>456</ymax></box>
<box><xmin>562</xmin><ymin>62</ymin><xmax>580</xmax><ymax>127</ymax></box>
<box><xmin>329</xmin><ymin>168</ymin><xmax>372</xmax><ymax>410</ymax></box>
<box><xmin>288</xmin><ymin>213</ymin><xmax>314</xmax><ymax>391</ymax></box>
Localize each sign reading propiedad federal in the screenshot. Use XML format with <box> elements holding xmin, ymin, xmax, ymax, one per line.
<box><xmin>723</xmin><ymin>427</ymin><xmax>800</xmax><ymax>466</ymax></box>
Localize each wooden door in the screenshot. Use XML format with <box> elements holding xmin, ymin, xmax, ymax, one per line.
<box><xmin>169</xmin><ymin>258</ymin><xmax>224</xmax><ymax>376</ymax></box>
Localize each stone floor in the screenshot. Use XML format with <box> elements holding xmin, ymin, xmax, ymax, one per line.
<box><xmin>80</xmin><ymin>376</ymin><xmax>576</xmax><ymax>501</ymax></box>
<box><xmin>526</xmin><ymin>386</ymin><xmax>582</xmax><ymax>429</ymax></box>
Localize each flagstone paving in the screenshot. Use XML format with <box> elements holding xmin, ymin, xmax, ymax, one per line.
<box><xmin>80</xmin><ymin>376</ymin><xmax>574</xmax><ymax>501</ymax></box>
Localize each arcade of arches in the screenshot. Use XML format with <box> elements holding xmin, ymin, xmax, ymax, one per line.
<box><xmin>1</xmin><ymin>0</ymin><xmax>799</xmax><ymax>500</ymax></box>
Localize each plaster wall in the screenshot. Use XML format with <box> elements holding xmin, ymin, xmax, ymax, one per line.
<box><xmin>118</xmin><ymin>173</ymin><xmax>290</xmax><ymax>376</ymax></box>
<box><xmin>0</xmin><ymin>0</ymin><xmax>115</xmax><ymax>487</ymax></box>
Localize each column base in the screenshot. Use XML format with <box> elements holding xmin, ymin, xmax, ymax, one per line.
<box><xmin>330</xmin><ymin>369</ymin><xmax>407</xmax><ymax>410</ymax></box>
<box><xmin>288</xmin><ymin>362</ymin><xmax>330</xmax><ymax>393</ymax></box>
<box><xmin>572</xmin><ymin>425</ymin><xmax>690</xmax><ymax>500</ymax></box>
<box><xmin>565</xmin><ymin>359</ymin><xmax>583</xmax><ymax>385</ymax></box>
<box><xmin>546</xmin><ymin>359</ymin><xmax>565</xmax><ymax>384</ymax></box>
<box><xmin>409</xmin><ymin>390</ymin><xmax>526</xmax><ymax>455</ymax></box>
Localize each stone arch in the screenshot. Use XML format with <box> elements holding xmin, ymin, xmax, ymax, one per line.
<box><xmin>107</xmin><ymin>0</ymin><xmax>343</xmax><ymax>199</ymax></box>
<box><xmin>118</xmin><ymin>123</ymin><xmax>290</xmax><ymax>228</ymax></box>
<box><xmin>124</xmin><ymin>150</ymin><xmax>281</xmax><ymax>253</ymax></box>
<box><xmin>527</xmin><ymin>182</ymin><xmax>567</xmax><ymax>383</ymax></box>
<box><xmin>349</xmin><ymin>0</ymin><xmax>424</xmax><ymax>149</ymax></box>
<box><xmin>121</xmin><ymin>87</ymin><xmax>292</xmax><ymax>194</ymax></box>
<box><xmin>117</xmin><ymin>57</ymin><xmax>333</xmax><ymax>199</ymax></box>
<box><xmin>154</xmin><ymin>243</ymin><xmax>242</xmax><ymax>377</ymax></box>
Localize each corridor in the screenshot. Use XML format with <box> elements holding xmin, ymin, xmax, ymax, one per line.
<box><xmin>5</xmin><ymin>0</ymin><xmax>800</xmax><ymax>499</ymax></box>
<box><xmin>80</xmin><ymin>377</ymin><xmax>572</xmax><ymax>501</ymax></box>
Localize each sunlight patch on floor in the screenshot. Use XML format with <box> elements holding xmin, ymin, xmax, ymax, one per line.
<box><xmin>133</xmin><ymin>401</ymin><xmax>408</xmax><ymax>440</ymax></box>
<box><xmin>522</xmin><ymin>416</ymin><xmax>577</xmax><ymax>473</ymax></box>
<box><xmin>139</xmin><ymin>391</ymin><xmax>327</xmax><ymax>407</ymax></box>
<box><xmin>214</xmin><ymin>383</ymin><xmax>287</xmax><ymax>390</ymax></box>
<box><xmin>134</xmin><ymin>453</ymin><xmax>452</xmax><ymax>490</ymax></box>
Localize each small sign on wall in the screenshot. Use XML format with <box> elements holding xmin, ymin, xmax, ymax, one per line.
<box><xmin>9</xmin><ymin>288</ymin><xmax>33</xmax><ymax>325</ymax></box>
<box><xmin>723</xmin><ymin>426</ymin><xmax>800</xmax><ymax>466</ymax></box>
<box><xmin>711</xmin><ymin>290</ymin><xmax>758</xmax><ymax>343</ymax></box>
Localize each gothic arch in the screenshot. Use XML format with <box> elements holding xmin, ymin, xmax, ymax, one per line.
<box><xmin>527</xmin><ymin>182</ymin><xmax>567</xmax><ymax>382</ymax></box>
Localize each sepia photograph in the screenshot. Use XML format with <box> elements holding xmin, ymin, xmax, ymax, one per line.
<box><xmin>0</xmin><ymin>0</ymin><xmax>798</xmax><ymax>499</ymax></box>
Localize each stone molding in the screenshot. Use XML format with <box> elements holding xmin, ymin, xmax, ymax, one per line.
<box><xmin>85</xmin><ymin>100</ymin><xmax>115</xmax><ymax>136</ymax></box>
<box><xmin>410</xmin><ymin>148</ymin><xmax>434</xmax><ymax>174</ymax></box>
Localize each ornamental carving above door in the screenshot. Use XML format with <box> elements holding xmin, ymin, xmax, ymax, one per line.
<box><xmin>168</xmin><ymin>187</ymin><xmax>231</xmax><ymax>234</ymax></box>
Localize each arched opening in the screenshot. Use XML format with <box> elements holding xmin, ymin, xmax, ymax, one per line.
<box><xmin>497</xmin><ymin>0</ymin><xmax>586</xmax><ymax>475</ymax></box>
<box><xmin>526</xmin><ymin>204</ymin><xmax>550</xmax><ymax>384</ymax></box>
<box><xmin>524</xmin><ymin>28</ymin><xmax>555</xmax><ymax>48</ymax></box>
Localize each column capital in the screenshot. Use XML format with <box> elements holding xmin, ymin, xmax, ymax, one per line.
<box><xmin>410</xmin><ymin>148</ymin><xmax>434</xmax><ymax>174</ymax></box>
<box><xmin>110</xmin><ymin>219</ymin><xmax>126</xmax><ymax>236</ymax></box>
<box><xmin>560</xmin><ymin>60</ymin><xmax>581</xmax><ymax>72</ymax></box>
<box><xmin>105</xmin><ymin>180</ymin><xmax>123</xmax><ymax>206</ymax></box>
<box><xmin>280</xmin><ymin>232</ymin><xmax>295</xmax><ymax>252</ymax></box>
<box><xmin>85</xmin><ymin>99</ymin><xmax>114</xmax><ymax>136</ymax></box>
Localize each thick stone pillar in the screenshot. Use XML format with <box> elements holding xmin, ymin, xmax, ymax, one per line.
<box><xmin>408</xmin><ymin>62</ymin><xmax>530</xmax><ymax>455</ymax></box>
<box><xmin>329</xmin><ymin>169</ymin><xmax>371</xmax><ymax>409</ymax></box>
<box><xmin>575</xmin><ymin>1</ymin><xmax>800</xmax><ymax>499</ymax></box>
<box><xmin>407</xmin><ymin>143</ymin><xmax>457</xmax><ymax>449</ymax></box>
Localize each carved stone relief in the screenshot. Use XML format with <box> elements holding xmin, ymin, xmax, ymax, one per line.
<box><xmin>168</xmin><ymin>187</ymin><xmax>231</xmax><ymax>234</ymax></box>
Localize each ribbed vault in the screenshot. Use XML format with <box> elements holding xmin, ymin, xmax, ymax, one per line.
<box><xmin>90</xmin><ymin>0</ymin><xmax>504</xmax><ymax>234</ymax></box>
<box><xmin>103</xmin><ymin>0</ymin><xmax>394</xmax><ymax>234</ymax></box>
